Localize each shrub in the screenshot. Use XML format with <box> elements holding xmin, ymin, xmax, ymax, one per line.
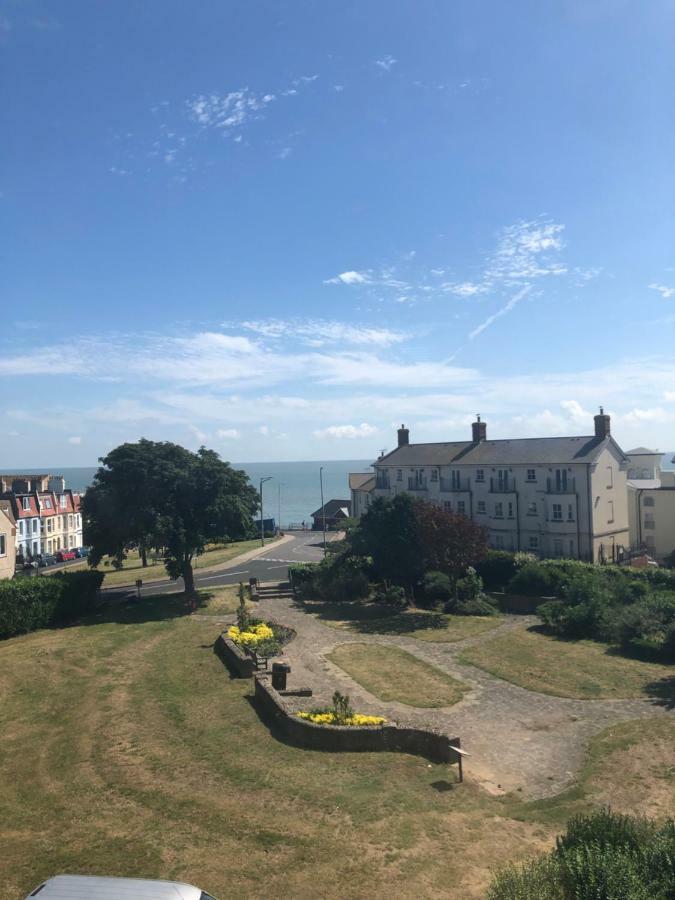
<box><xmin>373</xmin><ymin>584</ymin><xmax>407</xmax><ymax>608</ymax></box>
<box><xmin>508</xmin><ymin>562</ymin><xmax>561</xmax><ymax>597</ymax></box>
<box><xmin>488</xmin><ymin>810</ymin><xmax>675</xmax><ymax>900</ymax></box>
<box><xmin>288</xmin><ymin>563</ymin><xmax>317</xmax><ymax>587</ymax></box>
<box><xmin>0</xmin><ymin>570</ymin><xmax>103</xmax><ymax>641</ymax></box>
<box><xmin>607</xmin><ymin>592</ymin><xmax>675</xmax><ymax>654</ymax></box>
<box><xmin>453</xmin><ymin>596</ymin><xmax>498</xmax><ymax>616</ymax></box>
<box><xmin>476</xmin><ymin>551</ymin><xmax>520</xmax><ymax>591</ymax></box>
<box><xmin>421</xmin><ymin>571</ymin><xmax>453</xmax><ymax>606</ymax></box>
<box><xmin>455</xmin><ymin>567</ymin><xmax>484</xmax><ymax>604</ymax></box>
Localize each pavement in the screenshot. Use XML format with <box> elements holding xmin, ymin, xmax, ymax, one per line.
<box><xmin>102</xmin><ymin>531</ymin><xmax>332</xmax><ymax>600</ymax></box>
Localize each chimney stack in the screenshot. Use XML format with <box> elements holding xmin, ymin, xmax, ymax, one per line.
<box><xmin>594</xmin><ymin>406</ymin><xmax>611</xmax><ymax>440</ymax></box>
<box><xmin>472</xmin><ymin>414</ymin><xmax>487</xmax><ymax>443</ymax></box>
<box><xmin>397</xmin><ymin>424</ymin><xmax>409</xmax><ymax>447</ymax></box>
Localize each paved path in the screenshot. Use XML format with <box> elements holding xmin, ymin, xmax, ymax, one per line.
<box><xmin>252</xmin><ymin>592</ymin><xmax>673</xmax><ymax>800</ymax></box>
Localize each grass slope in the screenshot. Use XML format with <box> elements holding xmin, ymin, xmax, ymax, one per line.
<box><xmin>328</xmin><ymin>643</ymin><xmax>469</xmax><ymax>707</ymax></box>
<box><xmin>460</xmin><ymin>626</ymin><xmax>675</xmax><ymax>700</ymax></box>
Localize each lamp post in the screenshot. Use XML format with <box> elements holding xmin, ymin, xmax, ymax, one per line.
<box><xmin>277</xmin><ymin>482</ymin><xmax>285</xmax><ymax>534</ymax></box>
<box><xmin>259</xmin><ymin>476</ymin><xmax>273</xmax><ymax>547</ymax></box>
<box><xmin>319</xmin><ymin>466</ymin><xmax>327</xmax><ymax>556</ymax></box>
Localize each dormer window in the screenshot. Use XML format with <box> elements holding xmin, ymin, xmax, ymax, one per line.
<box><xmin>22</xmin><ymin>497</ymin><xmax>30</xmax><ymax>511</ymax></box>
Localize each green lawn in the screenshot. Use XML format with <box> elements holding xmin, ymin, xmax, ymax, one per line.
<box><xmin>328</xmin><ymin>643</ymin><xmax>470</xmax><ymax>707</ymax></box>
<box><xmin>304</xmin><ymin>599</ymin><xmax>502</xmax><ymax>642</ymax></box>
<box><xmin>459</xmin><ymin>625</ymin><xmax>675</xmax><ymax>701</ymax></box>
<box><xmin>1</xmin><ymin>594</ymin><xmax>673</xmax><ymax>899</ymax></box>
<box><xmin>49</xmin><ymin>537</ymin><xmax>277</xmax><ymax>588</ymax></box>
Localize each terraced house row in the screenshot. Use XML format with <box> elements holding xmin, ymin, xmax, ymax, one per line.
<box><xmin>0</xmin><ymin>473</ymin><xmax>83</xmax><ymax>560</ymax></box>
<box><xmin>351</xmin><ymin>410</ymin><xmax>631</xmax><ymax>564</ymax></box>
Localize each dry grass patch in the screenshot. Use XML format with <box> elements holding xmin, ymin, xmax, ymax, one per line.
<box><xmin>328</xmin><ymin>643</ymin><xmax>470</xmax><ymax>707</ymax></box>
<box><xmin>459</xmin><ymin>625</ymin><xmax>675</xmax><ymax>700</ymax></box>
<box><xmin>304</xmin><ymin>599</ymin><xmax>501</xmax><ymax>642</ymax></box>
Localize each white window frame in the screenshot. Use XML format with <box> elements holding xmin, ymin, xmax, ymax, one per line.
<box><xmin>475</xmin><ymin>469</ymin><xmax>484</xmax><ymax>482</ymax></box>
<box><xmin>552</xmin><ymin>503</ymin><xmax>563</xmax><ymax>521</ymax></box>
<box><xmin>477</xmin><ymin>500</ymin><xmax>486</xmax><ymax>514</ymax></box>
<box><xmin>526</xmin><ymin>469</ymin><xmax>536</xmax><ymax>481</ymax></box>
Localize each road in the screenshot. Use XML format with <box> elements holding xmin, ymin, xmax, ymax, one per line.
<box><xmin>102</xmin><ymin>532</ymin><xmax>331</xmax><ymax>599</ymax></box>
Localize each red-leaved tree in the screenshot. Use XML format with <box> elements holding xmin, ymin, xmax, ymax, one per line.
<box><xmin>413</xmin><ymin>500</ymin><xmax>488</xmax><ymax>583</ymax></box>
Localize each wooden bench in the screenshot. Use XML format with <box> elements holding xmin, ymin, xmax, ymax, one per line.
<box><xmin>245</xmin><ymin>647</ymin><xmax>269</xmax><ymax>671</ymax></box>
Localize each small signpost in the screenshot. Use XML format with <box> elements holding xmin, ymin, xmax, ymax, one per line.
<box><xmin>135</xmin><ymin>579</ymin><xmax>142</xmax><ymax>601</ymax></box>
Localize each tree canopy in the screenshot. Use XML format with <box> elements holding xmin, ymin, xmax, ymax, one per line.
<box><xmin>83</xmin><ymin>440</ymin><xmax>259</xmax><ymax>595</ymax></box>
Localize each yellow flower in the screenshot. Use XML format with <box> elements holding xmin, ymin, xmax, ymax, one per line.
<box><xmin>297</xmin><ymin>711</ymin><xmax>386</xmax><ymax>727</ymax></box>
<box><xmin>228</xmin><ymin>622</ymin><xmax>274</xmax><ymax>646</ymax></box>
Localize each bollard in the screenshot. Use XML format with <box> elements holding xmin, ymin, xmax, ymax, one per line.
<box><xmin>271</xmin><ymin>662</ymin><xmax>291</xmax><ymax>691</ymax></box>
<box><xmin>135</xmin><ymin>579</ymin><xmax>142</xmax><ymax>601</ymax></box>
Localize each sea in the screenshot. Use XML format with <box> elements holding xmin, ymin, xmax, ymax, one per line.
<box><xmin>4</xmin><ymin>453</ymin><xmax>675</xmax><ymax>528</ymax></box>
<box><xmin>0</xmin><ymin>460</ymin><xmax>374</xmax><ymax>528</ymax></box>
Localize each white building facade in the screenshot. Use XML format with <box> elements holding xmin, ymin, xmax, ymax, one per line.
<box><xmin>364</xmin><ymin>411</ymin><xmax>630</xmax><ymax>563</ymax></box>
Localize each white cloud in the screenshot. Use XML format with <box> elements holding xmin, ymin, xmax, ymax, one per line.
<box><xmin>333</xmin><ymin>84</ymin><xmax>344</xmax><ymax>92</ymax></box>
<box><xmin>324</xmin><ymin>270</ymin><xmax>369</xmax><ymax>285</ymax></box>
<box><xmin>442</xmin><ymin>281</ymin><xmax>488</xmax><ymax>297</ymax></box>
<box><xmin>239</xmin><ymin>318</ymin><xmax>407</xmax><ymax>347</ymax></box>
<box><xmin>313</xmin><ymin>423</ymin><xmax>378</xmax><ymax>439</ymax></box>
<box><xmin>216</xmin><ymin>428</ymin><xmax>240</xmax><ymax>439</ymax></box>
<box><xmin>468</xmin><ymin>286</ymin><xmax>532</xmax><ymax>340</ymax></box>
<box><xmin>68</xmin><ymin>436</ymin><xmax>82</xmax><ymax>445</ymax></box>
<box><xmin>375</xmin><ymin>55</ymin><xmax>397</xmax><ymax>72</ymax></box>
<box><xmin>649</xmin><ymin>283</ymin><xmax>675</xmax><ymax>299</ymax></box>
<box><xmin>187</xmin><ymin>89</ymin><xmax>276</xmax><ymax>131</ymax></box>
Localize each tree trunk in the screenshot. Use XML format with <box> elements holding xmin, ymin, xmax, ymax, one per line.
<box><xmin>140</xmin><ymin>540</ymin><xmax>148</xmax><ymax>568</ymax></box>
<box><xmin>183</xmin><ymin>560</ymin><xmax>196</xmax><ymax>599</ymax></box>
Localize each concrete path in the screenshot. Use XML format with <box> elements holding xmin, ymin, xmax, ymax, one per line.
<box><xmin>252</xmin><ymin>591</ymin><xmax>673</xmax><ymax>800</ymax></box>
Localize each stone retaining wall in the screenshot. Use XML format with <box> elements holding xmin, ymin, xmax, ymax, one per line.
<box><xmin>254</xmin><ymin>673</ymin><xmax>461</xmax><ymax>764</ymax></box>
<box><xmin>214</xmin><ymin>634</ymin><xmax>255</xmax><ymax>678</ymax></box>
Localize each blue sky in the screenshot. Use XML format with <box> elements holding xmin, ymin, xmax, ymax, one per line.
<box><xmin>2</xmin><ymin>0</ymin><xmax>675</xmax><ymax>465</ymax></box>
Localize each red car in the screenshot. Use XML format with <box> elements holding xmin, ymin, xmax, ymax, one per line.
<box><xmin>56</xmin><ymin>550</ymin><xmax>77</xmax><ymax>562</ymax></box>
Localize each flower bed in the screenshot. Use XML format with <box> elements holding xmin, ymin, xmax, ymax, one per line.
<box><xmin>228</xmin><ymin>622</ymin><xmax>274</xmax><ymax>647</ymax></box>
<box><xmin>297</xmin><ymin>711</ymin><xmax>386</xmax><ymax>727</ymax></box>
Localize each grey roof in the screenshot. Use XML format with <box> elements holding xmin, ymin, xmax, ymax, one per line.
<box><xmin>349</xmin><ymin>472</ymin><xmax>376</xmax><ymax>491</ymax></box>
<box><xmin>625</xmin><ymin>446</ymin><xmax>660</xmax><ymax>455</ymax></box>
<box><xmin>375</xmin><ymin>435</ymin><xmax>621</xmax><ymax>467</ymax></box>
<box><xmin>627</xmin><ymin>479</ymin><xmax>662</xmax><ymax>490</ymax></box>
<box><xmin>311</xmin><ymin>498</ymin><xmax>352</xmax><ymax>518</ymax></box>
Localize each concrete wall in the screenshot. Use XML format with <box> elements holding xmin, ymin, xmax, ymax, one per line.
<box><xmin>254</xmin><ymin>673</ymin><xmax>461</xmax><ymax>764</ymax></box>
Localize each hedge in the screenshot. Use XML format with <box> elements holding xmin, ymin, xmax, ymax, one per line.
<box><xmin>0</xmin><ymin>570</ymin><xmax>104</xmax><ymax>640</ymax></box>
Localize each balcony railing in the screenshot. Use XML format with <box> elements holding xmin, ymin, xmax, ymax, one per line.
<box><xmin>407</xmin><ymin>478</ymin><xmax>427</xmax><ymax>491</ymax></box>
<box><xmin>490</xmin><ymin>476</ymin><xmax>515</xmax><ymax>493</ymax></box>
<box><xmin>546</xmin><ymin>477</ymin><xmax>576</xmax><ymax>494</ymax></box>
<box><xmin>439</xmin><ymin>477</ymin><xmax>470</xmax><ymax>492</ymax></box>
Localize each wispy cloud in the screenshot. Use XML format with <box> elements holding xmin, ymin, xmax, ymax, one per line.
<box><xmin>649</xmin><ymin>283</ymin><xmax>675</xmax><ymax>299</ymax></box>
<box><xmin>239</xmin><ymin>318</ymin><xmax>407</xmax><ymax>347</ymax></box>
<box><xmin>187</xmin><ymin>89</ymin><xmax>276</xmax><ymax>130</ymax></box>
<box><xmin>313</xmin><ymin>423</ymin><xmax>378</xmax><ymax>439</ymax></box>
<box><xmin>374</xmin><ymin>55</ymin><xmax>397</xmax><ymax>72</ymax></box>
<box><xmin>468</xmin><ymin>286</ymin><xmax>532</xmax><ymax>340</ymax></box>
<box><xmin>216</xmin><ymin>428</ymin><xmax>240</xmax><ymax>440</ymax></box>
<box><xmin>68</xmin><ymin>436</ymin><xmax>82</xmax><ymax>445</ymax></box>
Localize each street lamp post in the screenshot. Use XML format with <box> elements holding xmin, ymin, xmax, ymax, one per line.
<box><xmin>277</xmin><ymin>482</ymin><xmax>285</xmax><ymax>534</ymax></box>
<box><xmin>319</xmin><ymin>466</ymin><xmax>327</xmax><ymax>556</ymax></box>
<box><xmin>259</xmin><ymin>476</ymin><xmax>273</xmax><ymax>547</ymax></box>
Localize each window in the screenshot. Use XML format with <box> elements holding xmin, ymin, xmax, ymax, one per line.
<box><xmin>44</xmin><ymin>497</ymin><xmax>52</xmax><ymax>509</ymax></box>
<box><xmin>553</xmin><ymin>539</ymin><xmax>563</xmax><ymax>558</ymax></box>
<box><xmin>22</xmin><ymin>497</ymin><xmax>30</xmax><ymax>511</ymax></box>
<box><xmin>47</xmin><ymin>518</ymin><xmax>54</xmax><ymax>533</ymax></box>
<box><xmin>430</xmin><ymin>468</ymin><xmax>438</xmax><ymax>482</ymax></box>
<box><xmin>528</xmin><ymin>536</ymin><xmax>539</xmax><ymax>549</ymax></box>
<box><xmin>527</xmin><ymin>469</ymin><xmax>536</xmax><ymax>481</ymax></box>
<box><xmin>644</xmin><ymin>517</ymin><xmax>655</xmax><ymax>530</ymax></box>
<box><xmin>567</xmin><ymin>504</ymin><xmax>574</xmax><ymax>521</ymax></box>
<box><xmin>645</xmin><ymin>535</ymin><xmax>656</xmax><ymax>550</ymax></box>
<box><xmin>68</xmin><ymin>515</ymin><xmax>73</xmax><ymax>528</ymax></box>
<box><xmin>608</xmin><ymin>500</ymin><xmax>614</xmax><ymax>523</ymax></box>
<box><xmin>477</xmin><ymin>500</ymin><xmax>486</xmax><ymax>514</ymax></box>
<box><xmin>443</xmin><ymin>501</ymin><xmax>452</xmax><ymax>513</ymax></box>
<box><xmin>497</xmin><ymin>469</ymin><xmax>508</xmax><ymax>490</ymax></box>
<box><xmin>450</xmin><ymin>469</ymin><xmax>461</xmax><ymax>489</ymax></box>
<box><xmin>494</xmin><ymin>502</ymin><xmax>503</xmax><ymax>518</ymax></box>
<box><xmin>527</xmin><ymin>501</ymin><xmax>537</xmax><ymax>516</ymax></box>
<box><xmin>60</xmin><ymin>495</ymin><xmax>67</xmax><ymax>509</ymax></box>
<box><xmin>494</xmin><ymin>534</ymin><xmax>505</xmax><ymax>549</ymax></box>
<box><xmin>643</xmin><ymin>496</ymin><xmax>655</xmax><ymax>507</ymax></box>
<box><xmin>32</xmin><ymin>520</ymin><xmax>38</xmax><ymax>533</ymax></box>
<box><xmin>475</xmin><ymin>469</ymin><xmax>484</xmax><ymax>482</ymax></box>
<box><xmin>19</xmin><ymin>521</ymin><xmax>24</xmax><ymax>535</ymax></box>
<box><xmin>0</xmin><ymin>534</ymin><xmax>5</xmax><ymax>556</ymax></box>
<box><xmin>457</xmin><ymin>500</ymin><xmax>466</xmax><ymax>515</ymax></box>
<box><xmin>554</xmin><ymin>469</ymin><xmax>568</xmax><ymax>492</ymax></box>
<box><xmin>552</xmin><ymin>503</ymin><xmax>563</xmax><ymax>521</ymax></box>
<box><xmin>396</xmin><ymin>469</ymin><xmax>402</xmax><ymax>482</ymax></box>
<box><xmin>607</xmin><ymin>466</ymin><xmax>613</xmax><ymax>488</ymax></box>
<box><xmin>507</xmin><ymin>501</ymin><xmax>514</xmax><ymax>518</ymax></box>
<box><xmin>569</xmin><ymin>540</ymin><xmax>575</xmax><ymax>557</ymax></box>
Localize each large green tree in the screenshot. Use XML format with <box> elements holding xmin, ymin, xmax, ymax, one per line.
<box><xmin>349</xmin><ymin>494</ymin><xmax>424</xmax><ymax>591</ymax></box>
<box><xmin>83</xmin><ymin>441</ymin><xmax>259</xmax><ymax>595</ymax></box>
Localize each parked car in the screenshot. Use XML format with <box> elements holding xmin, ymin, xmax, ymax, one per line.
<box><xmin>25</xmin><ymin>874</ymin><xmax>218</xmax><ymax>899</ymax></box>
<box><xmin>73</xmin><ymin>546</ymin><xmax>90</xmax><ymax>558</ymax></box>
<box><xmin>55</xmin><ymin>550</ymin><xmax>77</xmax><ymax>562</ymax></box>
<box><xmin>38</xmin><ymin>554</ymin><xmax>57</xmax><ymax>567</ymax></box>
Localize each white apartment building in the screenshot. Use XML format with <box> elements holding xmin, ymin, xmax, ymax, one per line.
<box><xmin>627</xmin><ymin>447</ymin><xmax>675</xmax><ymax>562</ymax></box>
<box><xmin>356</xmin><ymin>410</ymin><xmax>629</xmax><ymax>563</ymax></box>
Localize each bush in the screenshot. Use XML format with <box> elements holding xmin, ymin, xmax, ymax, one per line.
<box><xmin>453</xmin><ymin>596</ymin><xmax>498</xmax><ymax>616</ymax></box>
<box><xmin>372</xmin><ymin>584</ymin><xmax>407</xmax><ymax>608</ymax></box>
<box><xmin>488</xmin><ymin>810</ymin><xmax>675</xmax><ymax>900</ymax></box>
<box><xmin>0</xmin><ymin>571</ymin><xmax>103</xmax><ymax>640</ymax></box>
<box><xmin>288</xmin><ymin>563</ymin><xmax>317</xmax><ymax>587</ymax></box>
<box><xmin>476</xmin><ymin>551</ymin><xmax>519</xmax><ymax>591</ymax></box>
<box><xmin>607</xmin><ymin>592</ymin><xmax>675</xmax><ymax>655</ymax></box>
<box><xmin>421</xmin><ymin>571</ymin><xmax>453</xmax><ymax>606</ymax></box>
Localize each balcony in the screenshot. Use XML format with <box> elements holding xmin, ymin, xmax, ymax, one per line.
<box><xmin>439</xmin><ymin>477</ymin><xmax>470</xmax><ymax>492</ymax></box>
<box><xmin>546</xmin><ymin>476</ymin><xmax>576</xmax><ymax>494</ymax></box>
<box><xmin>407</xmin><ymin>478</ymin><xmax>427</xmax><ymax>491</ymax></box>
<box><xmin>489</xmin><ymin>476</ymin><xmax>515</xmax><ymax>493</ymax></box>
